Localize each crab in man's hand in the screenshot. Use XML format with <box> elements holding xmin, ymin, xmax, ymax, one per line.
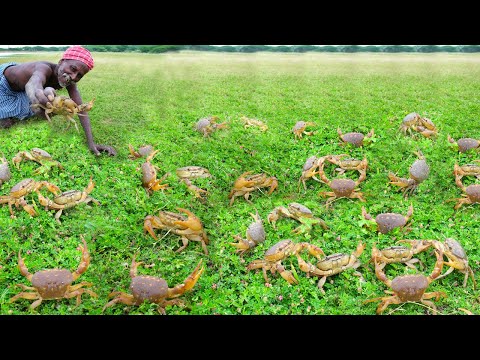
<box><xmin>103</xmin><ymin>255</ymin><xmax>204</xmax><ymax>315</ymax></box>
<box><xmin>228</xmin><ymin>171</ymin><xmax>278</xmax><ymax>206</ymax></box>
<box><xmin>9</xmin><ymin>236</ymin><xmax>97</xmax><ymax>310</ymax></box>
<box><xmin>31</xmin><ymin>95</ymin><xmax>95</xmax><ymax>132</ymax></box>
<box><xmin>12</xmin><ymin>148</ymin><xmax>63</xmax><ymax>175</ymax></box>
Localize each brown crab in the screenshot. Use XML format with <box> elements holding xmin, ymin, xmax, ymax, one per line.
<box><xmin>144</xmin><ymin>207</ymin><xmax>209</xmax><ymax>255</ymax></box>
<box><xmin>176</xmin><ymin>166</ymin><xmax>211</xmax><ymax>201</ymax></box>
<box><xmin>388</xmin><ymin>150</ymin><xmax>430</xmax><ymax>197</ymax></box>
<box><xmin>247</xmin><ymin>239</ymin><xmax>325</xmax><ymax>285</ymax></box>
<box><xmin>230</xmin><ymin>210</ymin><xmax>266</xmax><ymax>255</ymax></box>
<box><xmin>0</xmin><ymin>152</ymin><xmax>12</xmax><ymax>187</ymax></box>
<box><xmin>400</xmin><ymin>112</ymin><xmax>438</xmax><ymax>138</ymax></box>
<box><xmin>12</xmin><ymin>148</ymin><xmax>63</xmax><ymax>175</ymax></box>
<box><xmin>453</xmin><ymin>161</ymin><xmax>480</xmax><ymax>184</ymax></box>
<box><xmin>228</xmin><ymin>171</ymin><xmax>278</xmax><ymax>206</ymax></box>
<box><xmin>433</xmin><ymin>238</ymin><xmax>476</xmax><ymax>289</ymax></box>
<box><xmin>448</xmin><ymin>135</ymin><xmax>480</xmax><ymax>153</ymax></box>
<box><xmin>295</xmin><ymin>241</ymin><xmax>366</xmax><ymax>294</ymax></box>
<box><xmin>195</xmin><ymin>116</ymin><xmax>228</xmax><ymax>137</ymax></box>
<box><xmin>369</xmin><ymin>240</ymin><xmax>434</xmax><ymax>270</ymax></box>
<box><xmin>267</xmin><ymin>202</ymin><xmax>328</xmax><ymax>234</ymax></box>
<box><xmin>31</xmin><ymin>95</ymin><xmax>95</xmax><ymax>132</ymax></box>
<box><xmin>128</xmin><ymin>144</ymin><xmax>155</xmax><ymax>159</ymax></box>
<box><xmin>140</xmin><ymin>150</ymin><xmax>170</xmax><ymax>196</ymax></box>
<box><xmin>103</xmin><ymin>256</ymin><xmax>204</xmax><ymax>315</ymax></box>
<box><xmin>363</xmin><ymin>246</ymin><xmax>446</xmax><ymax>315</ymax></box>
<box><xmin>0</xmin><ymin>178</ymin><xmax>60</xmax><ymax>217</ymax></box>
<box><xmin>241</xmin><ymin>116</ymin><xmax>268</xmax><ymax>131</ymax></box>
<box><xmin>36</xmin><ymin>177</ymin><xmax>100</xmax><ymax>224</ymax></box>
<box><xmin>361</xmin><ymin>204</ymin><xmax>414</xmax><ymax>234</ymax></box>
<box><xmin>323</xmin><ymin>154</ymin><xmax>368</xmax><ymax>176</ymax></box>
<box><xmin>9</xmin><ymin>236</ymin><xmax>97</xmax><ymax>310</ymax></box>
<box><xmin>292</xmin><ymin>121</ymin><xmax>316</xmax><ymax>140</ymax></box>
<box><xmin>452</xmin><ymin>165</ymin><xmax>480</xmax><ymax>209</ymax></box>
<box><xmin>298</xmin><ymin>155</ymin><xmax>324</xmax><ymax>191</ymax></box>
<box><xmin>337</xmin><ymin>128</ymin><xmax>375</xmax><ymax>147</ymax></box>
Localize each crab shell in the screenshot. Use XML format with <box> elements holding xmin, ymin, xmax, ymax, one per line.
<box><xmin>136</xmin><ymin>145</ymin><xmax>155</xmax><ymax>157</ymax></box>
<box><xmin>315</xmin><ymin>253</ymin><xmax>351</xmax><ymax>275</ymax></box>
<box><xmin>374</xmin><ymin>213</ymin><xmax>408</xmax><ymax>234</ymax></box>
<box><xmin>409</xmin><ymin>158</ymin><xmax>430</xmax><ymax>183</ymax></box>
<box><xmin>456</xmin><ymin>138</ymin><xmax>480</xmax><ymax>153</ymax></box>
<box><xmin>402</xmin><ymin>112</ymin><xmax>422</xmax><ymax>126</ymax></box>
<box><xmin>465</xmin><ymin>184</ymin><xmax>480</xmax><ymax>202</ymax></box>
<box><xmin>129</xmin><ymin>276</ymin><xmax>169</xmax><ymax>305</ymax></box>
<box><xmin>31</xmin><ymin>269</ymin><xmax>75</xmax><ymax>299</ymax></box>
<box><xmin>444</xmin><ymin>238</ymin><xmax>467</xmax><ymax>260</ymax></box>
<box><xmin>340</xmin><ymin>132</ymin><xmax>365</xmax><ymax>147</ymax></box>
<box><xmin>330</xmin><ymin>178</ymin><xmax>356</xmax><ymax>196</ymax></box>
<box><xmin>264</xmin><ymin>240</ymin><xmax>294</xmax><ymax>262</ymax></box>
<box><xmin>0</xmin><ymin>161</ymin><xmax>11</xmax><ymax>185</ymax></box>
<box><xmin>246</xmin><ymin>218</ymin><xmax>266</xmax><ymax>244</ymax></box>
<box><xmin>391</xmin><ymin>274</ymin><xmax>429</xmax><ymax>302</ymax></box>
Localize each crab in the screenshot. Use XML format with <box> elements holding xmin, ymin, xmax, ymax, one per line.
<box><xmin>295</xmin><ymin>241</ymin><xmax>366</xmax><ymax>294</ymax></box>
<box><xmin>12</xmin><ymin>148</ymin><xmax>63</xmax><ymax>175</ymax></box>
<box><xmin>448</xmin><ymin>135</ymin><xmax>480</xmax><ymax>153</ymax></box>
<box><xmin>363</xmin><ymin>246</ymin><xmax>446</xmax><ymax>315</ymax></box>
<box><xmin>323</xmin><ymin>154</ymin><xmax>368</xmax><ymax>176</ymax></box>
<box><xmin>128</xmin><ymin>144</ymin><xmax>155</xmax><ymax>159</ymax></box>
<box><xmin>267</xmin><ymin>202</ymin><xmax>328</xmax><ymax>234</ymax></box>
<box><xmin>176</xmin><ymin>166</ymin><xmax>211</xmax><ymax>201</ymax></box>
<box><xmin>337</xmin><ymin>128</ymin><xmax>375</xmax><ymax>147</ymax></box>
<box><xmin>140</xmin><ymin>150</ymin><xmax>170</xmax><ymax>196</ymax></box>
<box><xmin>317</xmin><ymin>156</ymin><xmax>367</xmax><ymax>207</ymax></box>
<box><xmin>230</xmin><ymin>210</ymin><xmax>266</xmax><ymax>255</ymax></box>
<box><xmin>453</xmin><ymin>160</ymin><xmax>480</xmax><ymax>184</ymax></box>
<box><xmin>361</xmin><ymin>204</ymin><xmax>414</xmax><ymax>234</ymax></box>
<box><xmin>298</xmin><ymin>155</ymin><xmax>323</xmax><ymax>191</ymax></box>
<box><xmin>433</xmin><ymin>238</ymin><xmax>476</xmax><ymax>289</ymax></box>
<box><xmin>9</xmin><ymin>236</ymin><xmax>97</xmax><ymax>310</ymax></box>
<box><xmin>36</xmin><ymin>177</ymin><xmax>100</xmax><ymax>224</ymax></box>
<box><xmin>144</xmin><ymin>207</ymin><xmax>209</xmax><ymax>255</ymax></box>
<box><xmin>195</xmin><ymin>116</ymin><xmax>228</xmax><ymax>137</ymax></box>
<box><xmin>0</xmin><ymin>152</ymin><xmax>12</xmax><ymax>187</ymax></box>
<box><xmin>451</xmin><ymin>184</ymin><xmax>480</xmax><ymax>210</ymax></box>
<box><xmin>103</xmin><ymin>255</ymin><xmax>204</xmax><ymax>315</ymax></box>
<box><xmin>292</xmin><ymin>121</ymin><xmax>316</xmax><ymax>140</ymax></box>
<box><xmin>369</xmin><ymin>240</ymin><xmax>434</xmax><ymax>270</ymax></box>
<box><xmin>31</xmin><ymin>95</ymin><xmax>95</xmax><ymax>132</ymax></box>
<box><xmin>388</xmin><ymin>150</ymin><xmax>430</xmax><ymax>197</ymax></box>
<box><xmin>247</xmin><ymin>239</ymin><xmax>325</xmax><ymax>285</ymax></box>
<box><xmin>400</xmin><ymin>112</ymin><xmax>438</xmax><ymax>138</ymax></box>
<box><xmin>240</xmin><ymin>116</ymin><xmax>268</xmax><ymax>131</ymax></box>
<box><xmin>0</xmin><ymin>178</ymin><xmax>60</xmax><ymax>217</ymax></box>
<box><xmin>228</xmin><ymin>171</ymin><xmax>278</xmax><ymax>206</ymax></box>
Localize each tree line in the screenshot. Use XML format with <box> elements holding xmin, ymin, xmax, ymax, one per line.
<box><xmin>2</xmin><ymin>45</ymin><xmax>480</xmax><ymax>53</ymax></box>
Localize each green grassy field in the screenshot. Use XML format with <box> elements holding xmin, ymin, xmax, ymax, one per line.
<box><xmin>0</xmin><ymin>51</ymin><xmax>479</xmax><ymax>315</ymax></box>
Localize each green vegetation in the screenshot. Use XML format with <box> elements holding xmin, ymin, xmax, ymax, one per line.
<box><xmin>0</xmin><ymin>52</ymin><xmax>479</xmax><ymax>315</ymax></box>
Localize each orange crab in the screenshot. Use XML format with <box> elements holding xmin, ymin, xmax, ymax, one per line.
<box><xmin>228</xmin><ymin>171</ymin><xmax>278</xmax><ymax>206</ymax></box>
<box><xmin>292</xmin><ymin>121</ymin><xmax>316</xmax><ymax>140</ymax></box>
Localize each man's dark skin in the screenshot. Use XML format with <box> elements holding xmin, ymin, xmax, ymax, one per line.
<box><xmin>2</xmin><ymin>59</ymin><xmax>116</xmax><ymax>156</ymax></box>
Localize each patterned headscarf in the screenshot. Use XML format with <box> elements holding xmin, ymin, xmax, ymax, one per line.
<box><xmin>61</xmin><ymin>45</ymin><xmax>94</xmax><ymax>70</ymax></box>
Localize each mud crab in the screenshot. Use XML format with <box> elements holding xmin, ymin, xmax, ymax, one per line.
<box><xmin>247</xmin><ymin>239</ymin><xmax>325</xmax><ymax>285</ymax></box>
<box><xmin>361</xmin><ymin>204</ymin><xmax>414</xmax><ymax>234</ymax></box>
<box><xmin>453</xmin><ymin>161</ymin><xmax>480</xmax><ymax>183</ymax></box>
<box><xmin>322</xmin><ymin>154</ymin><xmax>368</xmax><ymax>176</ymax></box>
<box><xmin>292</xmin><ymin>121</ymin><xmax>316</xmax><ymax>140</ymax></box>
<box><xmin>363</xmin><ymin>246</ymin><xmax>446</xmax><ymax>315</ymax></box>
<box><xmin>448</xmin><ymin>135</ymin><xmax>480</xmax><ymax>153</ymax></box>
<box><xmin>369</xmin><ymin>240</ymin><xmax>434</xmax><ymax>270</ymax></box>
<box><xmin>9</xmin><ymin>236</ymin><xmax>97</xmax><ymax>310</ymax></box>
<box><xmin>298</xmin><ymin>155</ymin><xmax>323</xmax><ymax>191</ymax></box>
<box><xmin>12</xmin><ymin>148</ymin><xmax>63</xmax><ymax>175</ymax></box>
<box><xmin>140</xmin><ymin>150</ymin><xmax>170</xmax><ymax>196</ymax></box>
<box><xmin>0</xmin><ymin>178</ymin><xmax>59</xmax><ymax>217</ymax></box>
<box><xmin>0</xmin><ymin>152</ymin><xmax>11</xmax><ymax>187</ymax></box>
<box><xmin>452</xmin><ymin>164</ymin><xmax>480</xmax><ymax>210</ymax></box>
<box><xmin>317</xmin><ymin>155</ymin><xmax>367</xmax><ymax>207</ymax></box>
<box><xmin>267</xmin><ymin>202</ymin><xmax>328</xmax><ymax>234</ymax></box>
<box><xmin>103</xmin><ymin>255</ymin><xmax>204</xmax><ymax>315</ymax></box>
<box><xmin>241</xmin><ymin>116</ymin><xmax>268</xmax><ymax>131</ymax></box>
<box><xmin>388</xmin><ymin>151</ymin><xmax>430</xmax><ymax>197</ymax></box>
<box><xmin>144</xmin><ymin>207</ymin><xmax>209</xmax><ymax>255</ymax></box>
<box><xmin>176</xmin><ymin>166</ymin><xmax>211</xmax><ymax>201</ymax></box>
<box><xmin>228</xmin><ymin>171</ymin><xmax>278</xmax><ymax>206</ymax></box>
<box><xmin>195</xmin><ymin>116</ymin><xmax>228</xmax><ymax>137</ymax></box>
<box><xmin>36</xmin><ymin>177</ymin><xmax>100</xmax><ymax>224</ymax></box>
<box><xmin>295</xmin><ymin>241</ymin><xmax>366</xmax><ymax>294</ymax></box>
<box><xmin>128</xmin><ymin>144</ymin><xmax>155</xmax><ymax>159</ymax></box>
<box><xmin>31</xmin><ymin>95</ymin><xmax>95</xmax><ymax>132</ymax></box>
<box><xmin>337</xmin><ymin>128</ymin><xmax>375</xmax><ymax>147</ymax></box>
<box><xmin>230</xmin><ymin>210</ymin><xmax>266</xmax><ymax>255</ymax></box>
<box><xmin>400</xmin><ymin>112</ymin><xmax>438</xmax><ymax>138</ymax></box>
<box><xmin>433</xmin><ymin>238</ymin><xmax>476</xmax><ymax>289</ymax></box>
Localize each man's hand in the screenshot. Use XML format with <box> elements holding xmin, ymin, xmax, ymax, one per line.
<box><xmin>32</xmin><ymin>87</ymin><xmax>56</xmax><ymax>107</ymax></box>
<box><xmin>89</xmin><ymin>143</ymin><xmax>117</xmax><ymax>156</ymax></box>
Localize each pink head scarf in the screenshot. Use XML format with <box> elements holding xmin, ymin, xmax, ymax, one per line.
<box><xmin>61</xmin><ymin>45</ymin><xmax>94</xmax><ymax>70</ymax></box>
